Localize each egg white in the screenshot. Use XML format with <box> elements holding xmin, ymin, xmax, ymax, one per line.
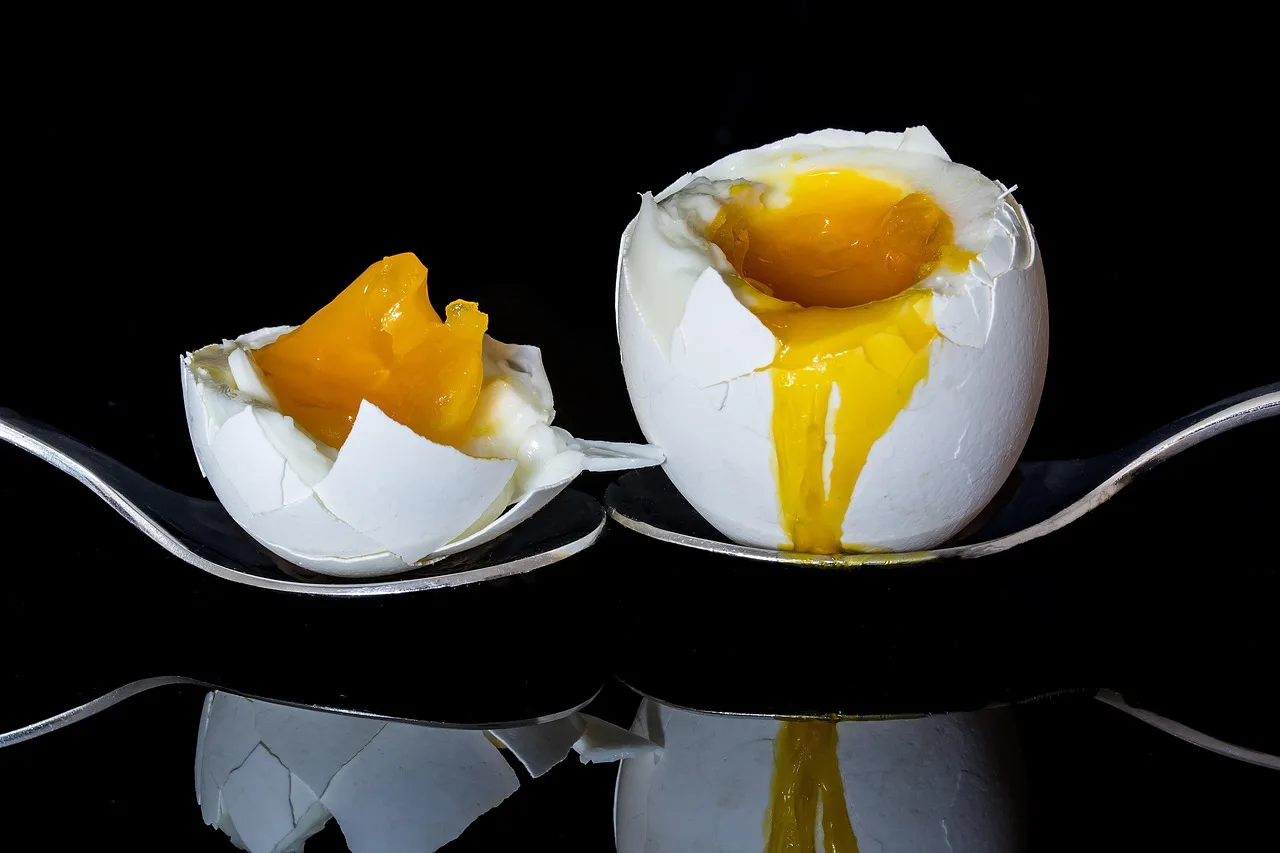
<box><xmin>182</xmin><ymin>328</ymin><xmax>663</xmax><ymax>577</ymax></box>
<box><xmin>617</xmin><ymin>126</ymin><xmax>1049</xmax><ymax>552</ymax></box>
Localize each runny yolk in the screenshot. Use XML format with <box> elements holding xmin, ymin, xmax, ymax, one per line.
<box><xmin>706</xmin><ymin>169</ymin><xmax>971</xmax><ymax>554</ymax></box>
<box><xmin>764</xmin><ymin>721</ymin><xmax>860</xmax><ymax>852</ymax></box>
<box><xmin>250</xmin><ymin>252</ymin><xmax>488</xmax><ymax>450</ymax></box>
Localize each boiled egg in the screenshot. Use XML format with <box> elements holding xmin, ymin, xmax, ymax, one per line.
<box><xmin>183</xmin><ymin>252</ymin><xmax>663</xmax><ymax>577</ymax></box>
<box><xmin>615</xmin><ymin>699</ymin><xmax>1026</xmax><ymax>853</ymax></box>
<box><xmin>617</xmin><ymin>127</ymin><xmax>1048</xmax><ymax>554</ymax></box>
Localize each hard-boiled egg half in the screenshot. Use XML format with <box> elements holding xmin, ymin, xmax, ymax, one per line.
<box><xmin>183</xmin><ymin>252</ymin><xmax>663</xmax><ymax>577</ymax></box>
<box><xmin>617</xmin><ymin>127</ymin><xmax>1048</xmax><ymax>554</ymax></box>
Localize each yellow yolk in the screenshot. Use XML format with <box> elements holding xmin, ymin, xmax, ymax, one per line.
<box><xmin>250</xmin><ymin>253</ymin><xmax>488</xmax><ymax>450</ymax></box>
<box><xmin>764</xmin><ymin>721</ymin><xmax>860</xmax><ymax>852</ymax></box>
<box><xmin>707</xmin><ymin>169</ymin><xmax>970</xmax><ymax>554</ymax></box>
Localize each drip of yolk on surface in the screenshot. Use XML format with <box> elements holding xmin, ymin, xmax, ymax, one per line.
<box><xmin>707</xmin><ymin>169</ymin><xmax>971</xmax><ymax>554</ymax></box>
<box><xmin>250</xmin><ymin>253</ymin><xmax>488</xmax><ymax>450</ymax></box>
<box><xmin>764</xmin><ymin>721</ymin><xmax>859</xmax><ymax>852</ymax></box>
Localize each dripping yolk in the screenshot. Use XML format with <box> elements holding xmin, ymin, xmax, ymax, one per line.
<box><xmin>706</xmin><ymin>169</ymin><xmax>971</xmax><ymax>554</ymax></box>
<box><xmin>764</xmin><ymin>721</ymin><xmax>860</xmax><ymax>853</ymax></box>
<box><xmin>250</xmin><ymin>253</ymin><xmax>488</xmax><ymax>451</ymax></box>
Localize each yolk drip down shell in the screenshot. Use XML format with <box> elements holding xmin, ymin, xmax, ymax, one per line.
<box><xmin>251</xmin><ymin>253</ymin><xmax>487</xmax><ymax>451</ymax></box>
<box><xmin>706</xmin><ymin>169</ymin><xmax>971</xmax><ymax>555</ymax></box>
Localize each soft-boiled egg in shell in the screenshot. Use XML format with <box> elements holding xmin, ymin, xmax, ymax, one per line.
<box><xmin>183</xmin><ymin>253</ymin><xmax>663</xmax><ymax>577</ymax></box>
<box><xmin>616</xmin><ymin>127</ymin><xmax>1048</xmax><ymax>554</ymax></box>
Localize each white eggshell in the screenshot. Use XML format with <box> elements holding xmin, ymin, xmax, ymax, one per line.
<box><xmin>228</xmin><ymin>346</ymin><xmax>277</xmax><ymax>407</ymax></box>
<box><xmin>240</xmin><ymin>497</ymin><xmax>386</xmax><ymax>561</ymax></box>
<box><xmin>672</xmin><ymin>267</ymin><xmax>776</xmax><ymax>387</ymax></box>
<box><xmin>196</xmin><ymin>693</ymin><xmax>336</xmax><ymax>853</ymax></box>
<box><xmin>219</xmin><ymin>744</ymin><xmax>305</xmax><ymax>853</ymax></box>
<box><xmin>486</xmin><ymin>712</ymin><xmax>665</xmax><ymax>778</ymax></box>
<box><xmin>197</xmin><ymin>692</ymin><xmax>665</xmax><ymax>852</ymax></box>
<box><xmin>488</xmin><ymin>714</ymin><xmax>587</xmax><ymax>778</ymax></box>
<box><xmin>616</xmin><ymin>127</ymin><xmax>1049</xmax><ymax>552</ymax></box>
<box><xmin>573</xmin><ymin>714</ymin><xmax>664</xmax><ymax>764</ymax></box>
<box><xmin>319</xmin><ymin>723</ymin><xmax>519</xmax><ymax>853</ymax></box>
<box><xmin>482</xmin><ymin>336</ymin><xmax>555</xmax><ymax>414</ymax></box>
<box><xmin>312</xmin><ymin>400</ymin><xmax>517</xmax><ymax>564</ymax></box>
<box><xmin>614</xmin><ymin>701</ymin><xmax>1026</xmax><ymax>853</ymax></box>
<box><xmin>183</xmin><ymin>326</ymin><xmax>662</xmax><ymax>577</ymax></box>
<box><xmin>247</xmin><ymin>699</ymin><xmax>387</xmax><ymax>794</ymax></box>
<box><xmin>842</xmin><ymin>245</ymin><xmax>1047</xmax><ymax>546</ymax></box>
<box><xmin>195</xmin><ymin>691</ymin><xmax>261</xmax><ymax>828</ymax></box>
<box><xmin>210</xmin><ymin>408</ymin><xmax>290</xmax><ymax>514</ymax></box>
<box><xmin>196</xmin><ymin>692</ymin><xmax>522</xmax><ymax>853</ymax></box>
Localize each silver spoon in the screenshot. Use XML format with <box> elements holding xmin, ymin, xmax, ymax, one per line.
<box><xmin>605</xmin><ymin>382</ymin><xmax>1280</xmax><ymax>565</ymax></box>
<box><xmin>0</xmin><ymin>407</ymin><xmax>606</xmax><ymax>596</ymax></box>
<box><xmin>0</xmin><ymin>675</ymin><xmax>595</xmax><ymax>750</ymax></box>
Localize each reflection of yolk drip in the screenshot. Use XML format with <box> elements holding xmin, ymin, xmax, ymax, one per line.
<box><xmin>251</xmin><ymin>253</ymin><xmax>488</xmax><ymax>451</ymax></box>
<box><xmin>764</xmin><ymin>721</ymin><xmax>859</xmax><ymax>852</ymax></box>
<box><xmin>706</xmin><ymin>169</ymin><xmax>968</xmax><ymax>554</ymax></box>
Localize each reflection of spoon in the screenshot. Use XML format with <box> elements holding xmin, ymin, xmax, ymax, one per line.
<box><xmin>0</xmin><ymin>408</ymin><xmax>606</xmax><ymax>596</ymax></box>
<box><xmin>0</xmin><ymin>676</ymin><xmax>592</xmax><ymax>749</ymax></box>
<box><xmin>615</xmin><ymin>686</ymin><xmax>1280</xmax><ymax>780</ymax></box>
<box><xmin>605</xmin><ymin>382</ymin><xmax>1280</xmax><ymax>565</ymax></box>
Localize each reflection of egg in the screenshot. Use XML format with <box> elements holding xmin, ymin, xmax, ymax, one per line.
<box><xmin>196</xmin><ymin>691</ymin><xmax>660</xmax><ymax>853</ymax></box>
<box><xmin>184</xmin><ymin>253</ymin><xmax>662</xmax><ymax>577</ymax></box>
<box><xmin>617</xmin><ymin>128</ymin><xmax>1048</xmax><ymax>553</ymax></box>
<box><xmin>614</xmin><ymin>700</ymin><xmax>1026</xmax><ymax>853</ymax></box>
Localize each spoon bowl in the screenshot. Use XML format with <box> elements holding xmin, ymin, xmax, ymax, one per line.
<box><xmin>605</xmin><ymin>382</ymin><xmax>1280</xmax><ymax>565</ymax></box>
<box><xmin>0</xmin><ymin>407</ymin><xmax>606</xmax><ymax>596</ymax></box>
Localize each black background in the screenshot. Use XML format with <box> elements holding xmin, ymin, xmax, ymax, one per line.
<box><xmin>3</xmin><ymin>15</ymin><xmax>1277</xmax><ymax>851</ymax></box>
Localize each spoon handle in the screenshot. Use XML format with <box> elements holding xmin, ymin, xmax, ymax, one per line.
<box><xmin>1</xmin><ymin>407</ymin><xmax>133</xmax><ymax>488</ymax></box>
<box><xmin>1094</xmin><ymin>690</ymin><xmax>1280</xmax><ymax>772</ymax></box>
<box><xmin>0</xmin><ymin>406</ymin><xmax>184</xmax><ymax>527</ymax></box>
<box><xmin>967</xmin><ymin>382</ymin><xmax>1280</xmax><ymax>544</ymax></box>
<box><xmin>1107</xmin><ymin>381</ymin><xmax>1280</xmax><ymax>472</ymax></box>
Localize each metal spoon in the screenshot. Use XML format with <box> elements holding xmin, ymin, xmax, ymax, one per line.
<box><xmin>0</xmin><ymin>407</ymin><xmax>606</xmax><ymax>596</ymax></box>
<box><xmin>0</xmin><ymin>676</ymin><xmax>595</xmax><ymax>750</ymax></box>
<box><xmin>605</xmin><ymin>382</ymin><xmax>1280</xmax><ymax>565</ymax></box>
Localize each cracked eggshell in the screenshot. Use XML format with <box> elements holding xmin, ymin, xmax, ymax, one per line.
<box><xmin>182</xmin><ymin>325</ymin><xmax>660</xmax><ymax>577</ymax></box>
<box><xmin>616</xmin><ymin>126</ymin><xmax>1049</xmax><ymax>552</ymax></box>
<box><xmin>613</xmin><ymin>700</ymin><xmax>1026</xmax><ymax>853</ymax></box>
<box><xmin>197</xmin><ymin>692</ymin><xmax>661</xmax><ymax>853</ymax></box>
<box><xmin>196</xmin><ymin>691</ymin><xmax>517</xmax><ymax>853</ymax></box>
<box><xmin>487</xmin><ymin>712</ymin><xmax>664</xmax><ymax>778</ymax></box>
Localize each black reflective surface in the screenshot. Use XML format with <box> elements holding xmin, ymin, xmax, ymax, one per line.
<box><xmin>5</xmin><ymin>683</ymin><xmax>1280</xmax><ymax>851</ymax></box>
<box><xmin>604</xmin><ymin>415</ymin><xmax>1279</xmax><ymax>743</ymax></box>
<box><xmin>5</xmin><ymin>22</ymin><xmax>1278</xmax><ymax>850</ymax></box>
<box><xmin>1</xmin><ymin>443</ymin><xmax>609</xmax><ymax>730</ymax></box>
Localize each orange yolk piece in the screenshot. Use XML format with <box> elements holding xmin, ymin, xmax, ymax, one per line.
<box><xmin>250</xmin><ymin>253</ymin><xmax>487</xmax><ymax>450</ymax></box>
<box><xmin>706</xmin><ymin>169</ymin><xmax>971</xmax><ymax>555</ymax></box>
